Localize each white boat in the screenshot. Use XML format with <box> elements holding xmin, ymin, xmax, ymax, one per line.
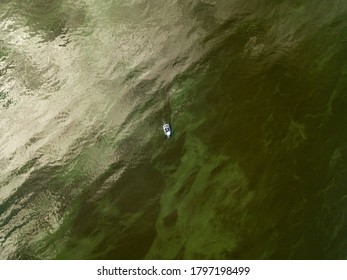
<box><xmin>162</xmin><ymin>123</ymin><xmax>172</xmax><ymax>138</ymax></box>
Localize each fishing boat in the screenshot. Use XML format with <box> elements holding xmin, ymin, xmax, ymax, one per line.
<box><xmin>162</xmin><ymin>123</ymin><xmax>172</xmax><ymax>138</ymax></box>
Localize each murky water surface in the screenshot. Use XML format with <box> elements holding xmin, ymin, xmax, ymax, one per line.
<box><xmin>1</xmin><ymin>0</ymin><xmax>347</xmax><ymax>259</ymax></box>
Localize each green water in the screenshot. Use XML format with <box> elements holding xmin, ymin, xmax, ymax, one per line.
<box><xmin>1</xmin><ymin>0</ymin><xmax>347</xmax><ymax>259</ymax></box>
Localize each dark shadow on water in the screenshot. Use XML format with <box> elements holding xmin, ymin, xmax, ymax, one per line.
<box><xmin>58</xmin><ymin>162</ymin><xmax>164</xmax><ymax>259</ymax></box>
